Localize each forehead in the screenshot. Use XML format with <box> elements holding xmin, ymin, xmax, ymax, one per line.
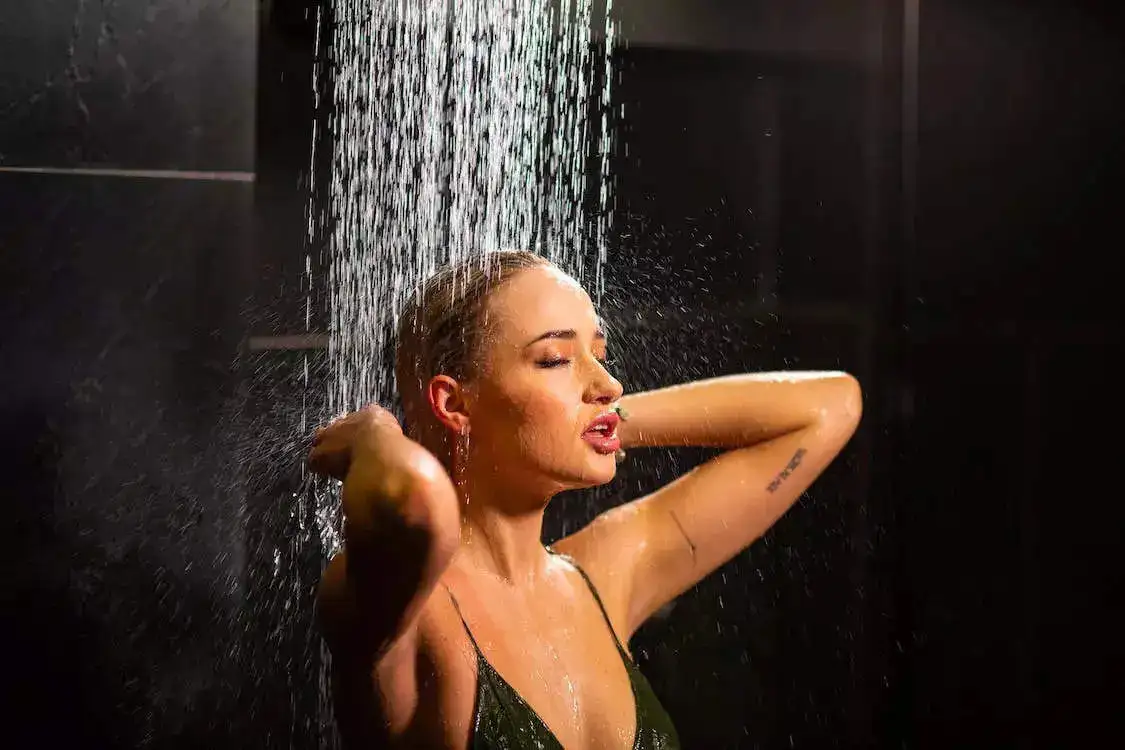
<box><xmin>485</xmin><ymin>266</ymin><xmax>599</xmax><ymax>340</ymax></box>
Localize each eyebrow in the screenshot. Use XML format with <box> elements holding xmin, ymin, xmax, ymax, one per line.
<box><xmin>524</xmin><ymin>328</ymin><xmax>606</xmax><ymax>347</ymax></box>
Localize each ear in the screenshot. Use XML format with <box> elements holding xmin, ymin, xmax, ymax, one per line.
<box><xmin>427</xmin><ymin>374</ymin><xmax>471</xmax><ymax>435</ymax></box>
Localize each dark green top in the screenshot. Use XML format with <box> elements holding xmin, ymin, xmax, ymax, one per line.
<box><xmin>447</xmin><ymin>551</ymin><xmax>681</xmax><ymax>750</ymax></box>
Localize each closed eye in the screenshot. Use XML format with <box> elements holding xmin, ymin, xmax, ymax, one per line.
<box><xmin>537</xmin><ymin>358</ymin><xmax>570</xmax><ymax>368</ymax></box>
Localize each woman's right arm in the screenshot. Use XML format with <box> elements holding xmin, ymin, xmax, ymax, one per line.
<box><xmin>313</xmin><ymin>410</ymin><xmax>460</xmax><ymax>668</ymax></box>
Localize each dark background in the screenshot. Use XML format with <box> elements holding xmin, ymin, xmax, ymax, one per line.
<box><xmin>2</xmin><ymin>0</ymin><xmax>1121</xmax><ymax>747</ymax></box>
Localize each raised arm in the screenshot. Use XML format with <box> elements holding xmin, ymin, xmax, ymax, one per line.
<box><xmin>311</xmin><ymin>407</ymin><xmax>460</xmax><ymax>675</ymax></box>
<box><xmin>557</xmin><ymin>372</ymin><xmax>861</xmax><ymax>638</ymax></box>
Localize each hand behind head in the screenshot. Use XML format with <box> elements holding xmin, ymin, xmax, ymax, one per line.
<box><xmin>307</xmin><ymin>405</ymin><xmax>402</xmax><ymax>480</ymax></box>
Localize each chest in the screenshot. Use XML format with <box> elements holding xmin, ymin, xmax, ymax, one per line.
<box><xmin>453</xmin><ymin>582</ymin><xmax>639</xmax><ymax>749</ymax></box>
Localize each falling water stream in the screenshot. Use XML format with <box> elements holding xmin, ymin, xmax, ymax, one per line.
<box><xmin>286</xmin><ymin>2</ymin><xmax>618</xmax><ymax>746</ymax></box>
<box><xmin>326</xmin><ymin>0</ymin><xmax>617</xmax><ymax>418</ymax></box>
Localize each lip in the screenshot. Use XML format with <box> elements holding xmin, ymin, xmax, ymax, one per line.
<box><xmin>581</xmin><ymin>412</ymin><xmax>621</xmax><ymax>455</ymax></box>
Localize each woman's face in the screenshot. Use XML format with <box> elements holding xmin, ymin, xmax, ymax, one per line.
<box><xmin>461</xmin><ymin>265</ymin><xmax>624</xmax><ymax>494</ymax></box>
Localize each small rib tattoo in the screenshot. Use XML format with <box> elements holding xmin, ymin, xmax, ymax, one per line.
<box><xmin>766</xmin><ymin>447</ymin><xmax>808</xmax><ymax>493</ymax></box>
<box><xmin>668</xmin><ymin>510</ymin><xmax>697</xmax><ymax>561</ymax></box>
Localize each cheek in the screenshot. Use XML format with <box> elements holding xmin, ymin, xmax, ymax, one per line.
<box><xmin>519</xmin><ymin>387</ymin><xmax>581</xmax><ymax>443</ymax></box>
<box><xmin>483</xmin><ymin>377</ymin><xmax>582</xmax><ymax>452</ymax></box>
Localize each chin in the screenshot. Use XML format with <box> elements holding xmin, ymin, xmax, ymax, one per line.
<box><xmin>535</xmin><ymin>466</ymin><xmax>612</xmax><ymax>494</ymax></box>
<box><xmin>530</xmin><ymin>451</ymin><xmax>618</xmax><ymax>492</ymax></box>
<box><xmin>570</xmin><ymin>455</ymin><xmax>618</xmax><ymax>488</ymax></box>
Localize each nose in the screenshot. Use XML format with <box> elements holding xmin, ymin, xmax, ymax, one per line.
<box><xmin>584</xmin><ymin>357</ymin><xmax>623</xmax><ymax>405</ymax></box>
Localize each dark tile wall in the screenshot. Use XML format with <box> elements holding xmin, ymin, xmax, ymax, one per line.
<box><xmin>0</xmin><ymin>2</ymin><xmax>257</xmax><ymax>747</ymax></box>
<box><xmin>0</xmin><ymin>0</ymin><xmax>255</xmax><ymax>171</ymax></box>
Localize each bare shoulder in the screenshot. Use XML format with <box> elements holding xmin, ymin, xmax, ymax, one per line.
<box><xmin>413</xmin><ymin>583</ymin><xmax>478</xmax><ymax>697</ymax></box>
<box><xmin>394</xmin><ymin>583</ymin><xmax>479</xmax><ymax>748</ymax></box>
<box><xmin>331</xmin><ymin>586</ymin><xmax>476</xmax><ymax>750</ymax></box>
<box><xmin>551</xmin><ymin>505</ymin><xmax>646</xmax><ymax>641</ymax></box>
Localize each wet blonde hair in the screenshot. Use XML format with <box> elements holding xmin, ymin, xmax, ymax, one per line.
<box><xmin>394</xmin><ymin>250</ymin><xmax>555</xmax><ymax>455</ymax></box>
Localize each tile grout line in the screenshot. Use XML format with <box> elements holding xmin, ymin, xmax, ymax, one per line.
<box><xmin>0</xmin><ymin>166</ymin><xmax>255</xmax><ymax>182</ymax></box>
<box><xmin>247</xmin><ymin>335</ymin><xmax>330</xmax><ymax>351</ymax></box>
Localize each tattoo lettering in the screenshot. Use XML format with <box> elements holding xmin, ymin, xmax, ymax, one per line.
<box><xmin>668</xmin><ymin>510</ymin><xmax>697</xmax><ymax>562</ymax></box>
<box><xmin>766</xmin><ymin>447</ymin><xmax>808</xmax><ymax>493</ymax></box>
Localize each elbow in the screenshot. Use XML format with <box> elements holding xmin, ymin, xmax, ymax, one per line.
<box><xmin>342</xmin><ymin>443</ymin><xmax>460</xmax><ymax>569</ymax></box>
<box><xmin>400</xmin><ymin>452</ymin><xmax>461</xmax><ymax>568</ymax></box>
<box><xmin>840</xmin><ymin>373</ymin><xmax>863</xmax><ymax>425</ymax></box>
<box><xmin>818</xmin><ymin>373</ymin><xmax>863</xmax><ymax>435</ymax></box>
<box><xmin>416</xmin><ymin>481</ymin><xmax>460</xmax><ymax>570</ymax></box>
<box><xmin>359</xmin><ymin>458</ymin><xmax>460</xmax><ymax>588</ymax></box>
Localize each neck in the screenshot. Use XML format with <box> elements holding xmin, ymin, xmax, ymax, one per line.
<box><xmin>456</xmin><ymin>481</ymin><xmax>553</xmax><ymax>584</ymax></box>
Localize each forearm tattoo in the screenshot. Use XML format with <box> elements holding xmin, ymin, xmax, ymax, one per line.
<box><xmin>766</xmin><ymin>447</ymin><xmax>807</xmax><ymax>493</ymax></box>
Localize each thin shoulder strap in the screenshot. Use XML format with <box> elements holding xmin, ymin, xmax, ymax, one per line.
<box><xmin>444</xmin><ymin>585</ymin><xmax>484</xmax><ymax>653</ymax></box>
<box><xmin>547</xmin><ymin>548</ymin><xmax>630</xmax><ymax>655</ymax></box>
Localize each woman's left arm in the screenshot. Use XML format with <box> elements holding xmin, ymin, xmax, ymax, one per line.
<box><xmin>560</xmin><ymin>371</ymin><xmax>862</xmax><ymax>637</ymax></box>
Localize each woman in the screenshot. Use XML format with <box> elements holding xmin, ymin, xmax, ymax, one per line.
<box><xmin>309</xmin><ymin>251</ymin><xmax>862</xmax><ymax>749</ymax></box>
